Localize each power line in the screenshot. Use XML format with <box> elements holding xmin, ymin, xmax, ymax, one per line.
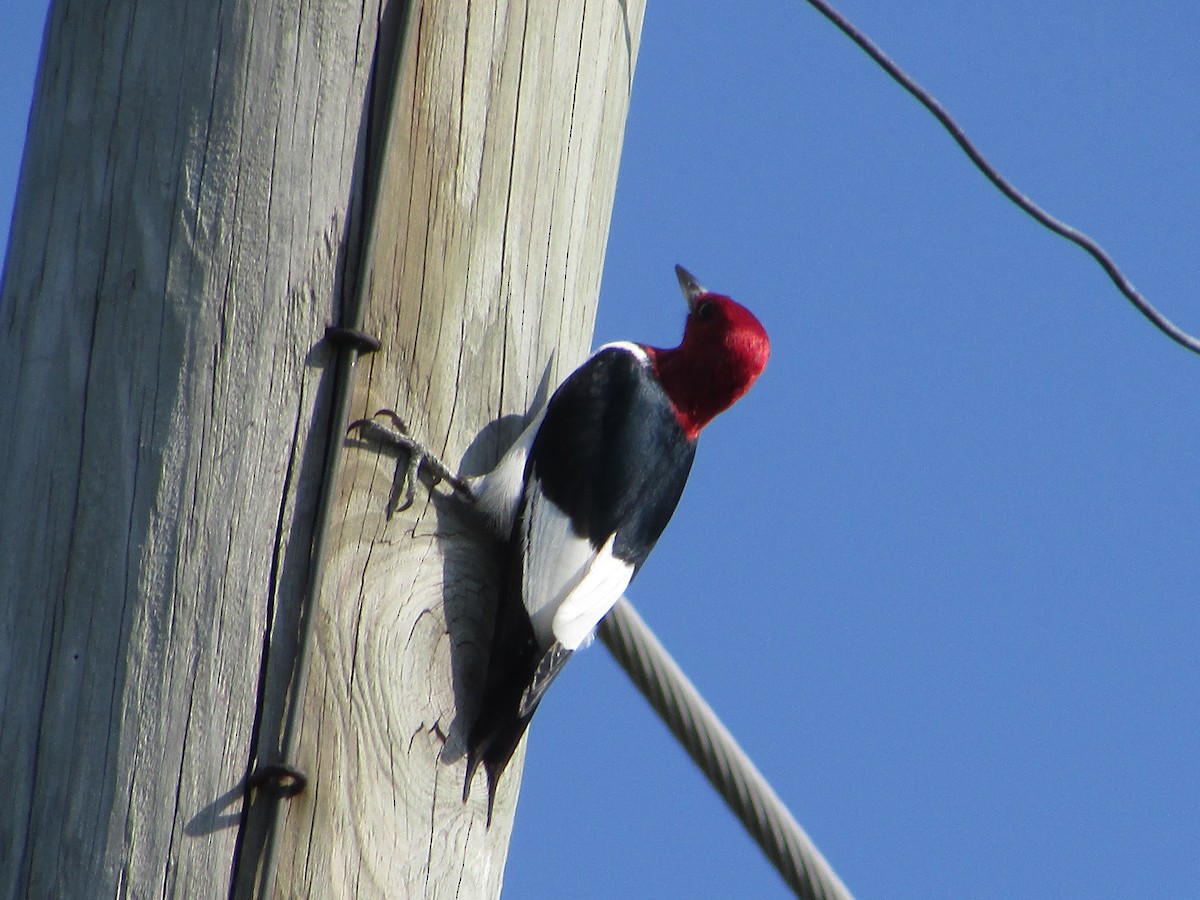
<box><xmin>600</xmin><ymin>600</ymin><xmax>854</xmax><ymax>900</ymax></box>
<box><xmin>803</xmin><ymin>0</ymin><xmax>1200</xmax><ymax>356</ymax></box>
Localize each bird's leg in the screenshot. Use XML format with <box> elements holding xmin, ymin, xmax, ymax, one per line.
<box><xmin>347</xmin><ymin>409</ymin><xmax>476</xmax><ymax>515</ymax></box>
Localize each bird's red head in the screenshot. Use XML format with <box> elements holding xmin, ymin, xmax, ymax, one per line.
<box><xmin>647</xmin><ymin>265</ymin><xmax>771</xmax><ymax>439</ymax></box>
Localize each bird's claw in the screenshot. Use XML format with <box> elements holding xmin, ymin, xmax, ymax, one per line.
<box><xmin>347</xmin><ymin>409</ymin><xmax>474</xmax><ymax>516</ymax></box>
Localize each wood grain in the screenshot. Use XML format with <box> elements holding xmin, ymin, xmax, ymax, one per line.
<box><xmin>0</xmin><ymin>0</ymin><xmax>644</xmax><ymax>896</ymax></box>
<box><xmin>269</xmin><ymin>0</ymin><xmax>645</xmax><ymax>896</ymax></box>
<box><xmin>0</xmin><ymin>1</ymin><xmax>389</xmax><ymax>895</ymax></box>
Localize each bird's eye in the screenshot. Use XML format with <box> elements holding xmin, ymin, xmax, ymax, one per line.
<box><xmin>695</xmin><ymin>301</ymin><xmax>716</xmax><ymax>321</ymax></box>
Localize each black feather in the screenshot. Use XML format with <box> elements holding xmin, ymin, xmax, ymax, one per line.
<box><xmin>530</xmin><ymin>347</ymin><xmax>695</xmax><ymax>569</ymax></box>
<box><xmin>462</xmin><ymin>528</ymin><xmax>541</xmax><ymax>825</ymax></box>
<box><xmin>463</xmin><ymin>345</ymin><xmax>696</xmax><ymax>825</ymax></box>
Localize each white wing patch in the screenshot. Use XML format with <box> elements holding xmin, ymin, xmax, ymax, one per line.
<box><xmin>550</xmin><ymin>533</ymin><xmax>634</xmax><ymax>650</ymax></box>
<box><xmin>522</xmin><ymin>480</ymin><xmax>634</xmax><ymax>651</ymax></box>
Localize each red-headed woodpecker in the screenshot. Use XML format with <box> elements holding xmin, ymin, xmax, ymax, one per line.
<box><xmin>350</xmin><ymin>265</ymin><xmax>770</xmax><ymax>823</ymax></box>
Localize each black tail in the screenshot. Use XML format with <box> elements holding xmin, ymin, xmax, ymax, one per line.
<box><xmin>462</xmin><ymin>637</ymin><xmax>574</xmax><ymax>825</ymax></box>
<box><xmin>463</xmin><ymin>501</ymin><xmax>576</xmax><ymax>825</ymax></box>
<box><xmin>462</xmin><ymin>591</ymin><xmax>541</xmax><ymax>826</ymax></box>
<box><xmin>462</xmin><ymin>706</ymin><xmax>534</xmax><ymax>826</ymax></box>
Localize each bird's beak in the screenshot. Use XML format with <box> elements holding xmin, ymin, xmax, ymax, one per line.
<box><xmin>674</xmin><ymin>264</ymin><xmax>706</xmax><ymax>312</ymax></box>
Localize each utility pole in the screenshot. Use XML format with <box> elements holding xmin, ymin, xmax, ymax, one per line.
<box><xmin>0</xmin><ymin>0</ymin><xmax>644</xmax><ymax>896</ymax></box>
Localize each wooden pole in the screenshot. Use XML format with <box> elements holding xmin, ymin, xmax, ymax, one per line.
<box><xmin>260</xmin><ymin>0</ymin><xmax>647</xmax><ymax>895</ymax></box>
<box><xmin>0</xmin><ymin>0</ymin><xmax>644</xmax><ymax>896</ymax></box>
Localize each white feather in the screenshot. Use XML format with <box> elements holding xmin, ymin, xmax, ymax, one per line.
<box><xmin>521</xmin><ymin>481</ymin><xmax>594</xmax><ymax>644</ymax></box>
<box><xmin>521</xmin><ymin>480</ymin><xmax>634</xmax><ymax>651</ymax></box>
<box><xmin>469</xmin><ymin>407</ymin><xmax>546</xmax><ymax>538</ymax></box>
<box><xmin>596</xmin><ymin>340</ymin><xmax>650</xmax><ymax>366</ymax></box>
<box><xmin>549</xmin><ymin>532</ymin><xmax>634</xmax><ymax>650</ymax></box>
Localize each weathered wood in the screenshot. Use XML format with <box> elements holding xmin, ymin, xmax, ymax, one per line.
<box><xmin>0</xmin><ymin>0</ymin><xmax>379</xmax><ymax>896</ymax></box>
<box><xmin>1</xmin><ymin>0</ymin><xmax>644</xmax><ymax>896</ymax></box>
<box><xmin>264</xmin><ymin>0</ymin><xmax>645</xmax><ymax>896</ymax></box>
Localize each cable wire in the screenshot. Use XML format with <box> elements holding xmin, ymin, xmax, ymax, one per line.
<box><xmin>599</xmin><ymin>599</ymin><xmax>855</xmax><ymax>900</ymax></box>
<box><xmin>803</xmin><ymin>0</ymin><xmax>1200</xmax><ymax>356</ymax></box>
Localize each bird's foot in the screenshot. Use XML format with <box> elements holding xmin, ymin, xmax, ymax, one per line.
<box><xmin>347</xmin><ymin>409</ymin><xmax>475</xmax><ymax>515</ymax></box>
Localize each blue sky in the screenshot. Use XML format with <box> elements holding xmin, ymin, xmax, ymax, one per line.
<box><xmin>4</xmin><ymin>3</ymin><xmax>1198</xmax><ymax>898</ymax></box>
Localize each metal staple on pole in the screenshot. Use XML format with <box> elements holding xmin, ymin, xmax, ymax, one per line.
<box><xmin>599</xmin><ymin>599</ymin><xmax>855</xmax><ymax>900</ymax></box>
<box><xmin>246</xmin><ymin>327</ymin><xmax>375</xmax><ymax>900</ymax></box>
<box><xmin>245</xmin><ymin>16</ymin><xmax>416</xmax><ymax>899</ymax></box>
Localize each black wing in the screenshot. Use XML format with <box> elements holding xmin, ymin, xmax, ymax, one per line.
<box><xmin>463</xmin><ymin>345</ymin><xmax>696</xmax><ymax>822</ymax></box>
<box><xmin>529</xmin><ymin>345</ymin><xmax>696</xmax><ymax>570</ymax></box>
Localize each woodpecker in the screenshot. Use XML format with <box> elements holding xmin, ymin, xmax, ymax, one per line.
<box><xmin>351</xmin><ymin>265</ymin><xmax>770</xmax><ymax>823</ymax></box>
